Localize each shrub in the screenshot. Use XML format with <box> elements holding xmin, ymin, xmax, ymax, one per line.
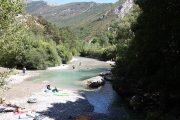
<box><xmin>0</xmin><ymin>27</ymin><xmax>61</xmax><ymax>70</ymax></box>
<box><xmin>41</xmin><ymin>41</ymin><xmax>61</xmax><ymax>67</ymax></box>
<box><xmin>56</xmin><ymin>45</ymin><xmax>72</xmax><ymax>64</ymax></box>
<box><xmin>80</xmin><ymin>44</ymin><xmax>116</xmax><ymax>61</ymax></box>
<box><xmin>25</xmin><ymin>48</ymin><xmax>47</xmax><ymax>69</ymax></box>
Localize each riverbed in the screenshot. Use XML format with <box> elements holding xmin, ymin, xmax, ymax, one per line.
<box><xmin>1</xmin><ymin>57</ymin><xmax>127</xmax><ymax>120</ymax></box>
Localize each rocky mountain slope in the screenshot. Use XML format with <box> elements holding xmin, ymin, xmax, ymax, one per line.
<box><xmin>26</xmin><ymin>0</ymin><xmax>133</xmax><ymax>40</ymax></box>
<box><xmin>114</xmin><ymin>0</ymin><xmax>134</xmax><ymax>18</ymax></box>
<box><xmin>26</xmin><ymin>1</ymin><xmax>113</xmax><ymax>27</ymax></box>
<box><xmin>26</xmin><ymin>1</ymin><xmax>117</xmax><ymax>40</ymax></box>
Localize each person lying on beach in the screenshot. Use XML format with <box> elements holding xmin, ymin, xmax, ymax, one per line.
<box><xmin>13</xmin><ymin>107</ymin><xmax>41</xmax><ymax>119</ymax></box>
<box><xmin>52</xmin><ymin>87</ymin><xmax>58</xmax><ymax>93</ymax></box>
<box><xmin>14</xmin><ymin>107</ymin><xmax>27</xmax><ymax>114</ymax></box>
<box><xmin>14</xmin><ymin>106</ymin><xmax>36</xmax><ymax>114</ymax></box>
<box><xmin>46</xmin><ymin>84</ymin><xmax>51</xmax><ymax>90</ymax></box>
<box><xmin>44</xmin><ymin>84</ymin><xmax>51</xmax><ymax>92</ymax></box>
<box><xmin>44</xmin><ymin>84</ymin><xmax>58</xmax><ymax>93</ymax></box>
<box><xmin>0</xmin><ymin>105</ymin><xmax>29</xmax><ymax>114</ymax></box>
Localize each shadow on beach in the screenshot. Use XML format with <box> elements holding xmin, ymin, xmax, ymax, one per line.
<box><xmin>37</xmin><ymin>96</ymin><xmax>126</xmax><ymax>120</ymax></box>
<box><xmin>38</xmin><ymin>98</ymin><xmax>94</xmax><ymax>120</ymax></box>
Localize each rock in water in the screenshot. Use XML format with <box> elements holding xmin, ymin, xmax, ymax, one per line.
<box><xmin>82</xmin><ymin>76</ymin><xmax>105</xmax><ymax>89</ymax></box>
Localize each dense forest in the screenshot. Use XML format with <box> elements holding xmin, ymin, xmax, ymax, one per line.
<box><xmin>112</xmin><ymin>0</ymin><xmax>180</xmax><ymax>119</ymax></box>
<box><xmin>0</xmin><ymin>0</ymin><xmax>179</xmax><ymax>119</ymax></box>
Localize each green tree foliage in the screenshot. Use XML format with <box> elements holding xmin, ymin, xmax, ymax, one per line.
<box><xmin>0</xmin><ymin>21</ymin><xmax>77</xmax><ymax>69</ymax></box>
<box><xmin>0</xmin><ymin>0</ymin><xmax>82</xmax><ymax>70</ymax></box>
<box><xmin>36</xmin><ymin>16</ymin><xmax>64</xmax><ymax>43</ymax></box>
<box><xmin>91</xmin><ymin>33</ymin><xmax>110</xmax><ymax>46</ymax></box>
<box><xmin>0</xmin><ymin>71</ymin><xmax>9</xmax><ymax>87</ymax></box>
<box><xmin>0</xmin><ymin>0</ymin><xmax>23</xmax><ymax>31</ymax></box>
<box><xmin>34</xmin><ymin>16</ymin><xmax>81</xmax><ymax>56</ymax></box>
<box><xmin>56</xmin><ymin>45</ymin><xmax>72</xmax><ymax>64</ymax></box>
<box><xmin>80</xmin><ymin>43</ymin><xmax>117</xmax><ymax>61</ymax></box>
<box><xmin>0</xmin><ymin>26</ymin><xmax>60</xmax><ymax>69</ymax></box>
<box><xmin>112</xmin><ymin>4</ymin><xmax>140</xmax><ymax>95</ymax></box>
<box><xmin>80</xmin><ymin>25</ymin><xmax>118</xmax><ymax>60</ymax></box>
<box><xmin>113</xmin><ymin>0</ymin><xmax>180</xmax><ymax>119</ymax></box>
<box><xmin>80</xmin><ymin>3</ymin><xmax>140</xmax><ymax>61</ymax></box>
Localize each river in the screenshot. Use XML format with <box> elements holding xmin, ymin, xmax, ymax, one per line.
<box><xmin>29</xmin><ymin>59</ymin><xmax>127</xmax><ymax>118</ymax></box>
<box><xmin>3</xmin><ymin>57</ymin><xmax>128</xmax><ymax>120</ymax></box>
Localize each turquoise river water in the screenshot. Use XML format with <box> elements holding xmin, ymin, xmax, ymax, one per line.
<box><xmin>31</xmin><ymin>67</ymin><xmax>121</xmax><ymax>114</ymax></box>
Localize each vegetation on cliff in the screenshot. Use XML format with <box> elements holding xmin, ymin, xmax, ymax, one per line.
<box><xmin>112</xmin><ymin>0</ymin><xmax>180</xmax><ymax>119</ymax></box>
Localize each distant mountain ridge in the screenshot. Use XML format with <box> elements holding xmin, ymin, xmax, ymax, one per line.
<box><xmin>26</xmin><ymin>1</ymin><xmax>113</xmax><ymax>27</ymax></box>
<box><xmin>26</xmin><ymin>0</ymin><xmax>129</xmax><ymax>40</ymax></box>
<box><xmin>26</xmin><ymin>1</ymin><xmax>48</xmax><ymax>13</ymax></box>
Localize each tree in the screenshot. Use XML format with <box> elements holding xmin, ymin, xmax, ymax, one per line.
<box><xmin>0</xmin><ymin>0</ymin><xmax>23</xmax><ymax>32</ymax></box>
<box><xmin>113</xmin><ymin>0</ymin><xmax>180</xmax><ymax>118</ymax></box>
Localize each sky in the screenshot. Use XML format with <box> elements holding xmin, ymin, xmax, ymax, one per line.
<box><xmin>30</xmin><ymin>0</ymin><xmax>118</xmax><ymax>5</ymax></box>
